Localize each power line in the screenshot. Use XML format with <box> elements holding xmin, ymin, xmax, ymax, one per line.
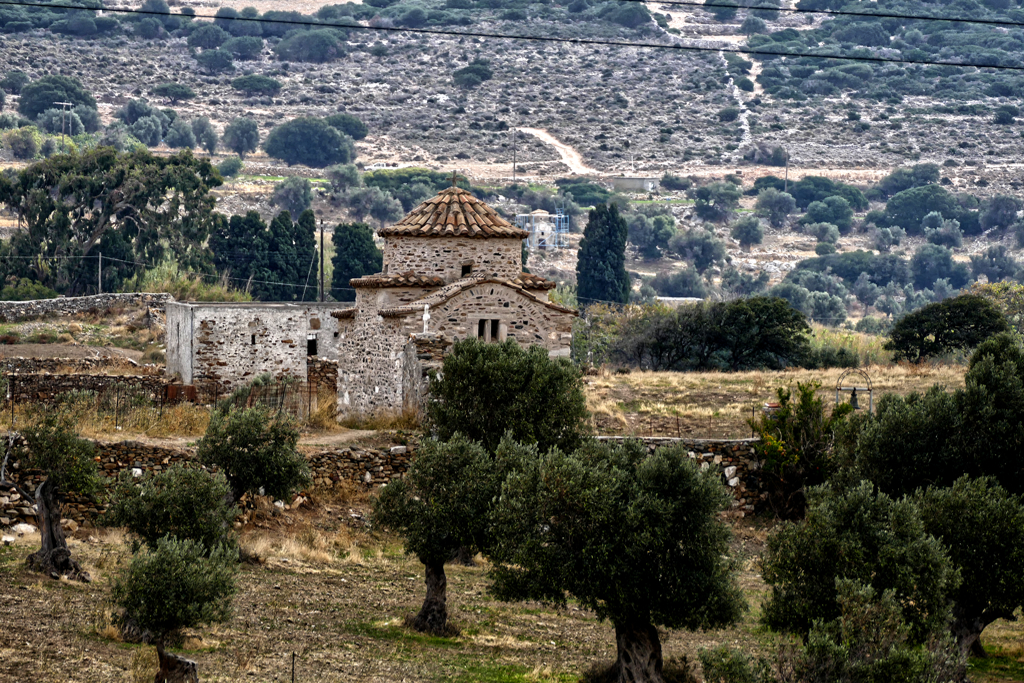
<box><xmin>2</xmin><ymin>0</ymin><xmax>1024</xmax><ymax>70</ymax></box>
<box><xmin>614</xmin><ymin>0</ymin><xmax>1024</xmax><ymax>29</ymax></box>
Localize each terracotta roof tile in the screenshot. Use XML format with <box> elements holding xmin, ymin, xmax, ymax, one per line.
<box><xmin>378</xmin><ymin>186</ymin><xmax>528</xmax><ymax>239</ymax></box>
<box><xmin>349</xmin><ymin>271</ymin><xmax>446</xmax><ymax>288</ymax></box>
<box><xmin>512</xmin><ymin>272</ymin><xmax>557</xmax><ymax>290</ymax></box>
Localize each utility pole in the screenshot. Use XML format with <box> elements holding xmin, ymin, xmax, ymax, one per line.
<box><xmin>319</xmin><ymin>219</ymin><xmax>325</xmax><ymax>303</ymax></box>
<box><xmin>54</xmin><ymin>101</ymin><xmax>73</xmax><ymax>153</ymax></box>
<box><xmin>97</xmin><ymin>251</ymin><xmax>102</xmax><ymax>294</ymax></box>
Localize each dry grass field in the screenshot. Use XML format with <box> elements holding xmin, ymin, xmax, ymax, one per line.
<box><xmin>1</xmin><ymin>489</ymin><xmax>1021</xmax><ymax>683</ymax></box>
<box><xmin>585</xmin><ymin>363</ymin><xmax>968</xmax><ymax>438</ymax></box>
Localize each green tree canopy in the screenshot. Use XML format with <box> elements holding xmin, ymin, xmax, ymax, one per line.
<box><xmin>730</xmin><ymin>215</ymin><xmax>764</xmax><ymax>248</ymax></box>
<box><xmin>490</xmin><ymin>440</ymin><xmax>746</xmax><ymax>683</ymax></box>
<box><xmin>915</xmin><ymin>476</ymin><xmax>1024</xmax><ymax>657</ymax></box>
<box><xmin>688</xmin><ymin>181</ymin><xmax>742</xmax><ymax>222</ymax></box>
<box><xmin>0</xmin><ymin>147</ymin><xmax>221</xmax><ymax>295</ymax></box>
<box><xmin>426</xmin><ymin>338</ymin><xmax>589</xmax><ymax>455</ymax></box>
<box><xmin>330</xmin><ymin>221</ymin><xmax>381</xmax><ymax>301</ymax></box>
<box><xmin>761</xmin><ymin>481</ymin><xmax>957</xmax><ymax>644</ymax></box>
<box><xmin>230</xmin><ymin>74</ymin><xmax>281</xmax><ymax>96</ymax></box>
<box><xmin>755</xmin><ymin>187</ymin><xmax>796</xmax><ymax>228</ymax></box>
<box><xmin>102</xmin><ymin>465</ymin><xmax>238</xmax><ymax>553</ymax></box>
<box><xmin>17</xmin><ymin>74</ymin><xmax>96</xmax><ymax>120</ymax></box>
<box><xmin>885</xmin><ymin>293</ymin><xmax>1007</xmax><ymax>361</ymax></box>
<box><xmin>263</xmin><ymin>117</ymin><xmax>354</xmax><ymax>168</ymax></box>
<box><xmin>324</xmin><ymin>112</ymin><xmax>368</xmax><ymax>140</ymax></box>
<box><xmin>112</xmin><ymin>537</ymin><xmax>237</xmax><ymax>680</ymax></box>
<box><xmin>577</xmin><ymin>202</ymin><xmax>630</xmax><ymax>305</ymax></box>
<box><xmin>274</xmin><ymin>29</ymin><xmax>344</xmax><ymax>62</ymax></box>
<box><xmin>221</xmin><ymin>117</ymin><xmax>259</xmax><ymax>158</ymax></box>
<box><xmin>271</xmin><ymin>176</ymin><xmax>312</xmax><ymax>217</ymax></box>
<box><xmin>151</xmin><ymin>82</ymin><xmax>195</xmax><ymax>104</ymax></box>
<box><xmin>197</xmin><ymin>406</ymin><xmax>310</xmax><ymax>503</ymax></box>
<box><xmin>372</xmin><ymin>435</ymin><xmax>524</xmax><ymax>635</ymax></box>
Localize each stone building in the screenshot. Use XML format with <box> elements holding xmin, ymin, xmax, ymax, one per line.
<box><xmin>166</xmin><ymin>184</ymin><xmax>576</xmax><ymax>414</ymax></box>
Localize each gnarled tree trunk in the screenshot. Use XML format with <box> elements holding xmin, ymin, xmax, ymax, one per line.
<box><xmin>614</xmin><ymin>621</ymin><xmax>664</xmax><ymax>683</ymax></box>
<box><xmin>952</xmin><ymin>613</ymin><xmax>990</xmax><ymax>659</ymax></box>
<box><xmin>407</xmin><ymin>559</ymin><xmax>450</xmax><ymax>635</ymax></box>
<box><xmin>155</xmin><ymin>639</ymin><xmax>199</xmax><ymax>683</ymax></box>
<box><xmin>25</xmin><ymin>479</ymin><xmax>90</xmax><ymax>582</ymax></box>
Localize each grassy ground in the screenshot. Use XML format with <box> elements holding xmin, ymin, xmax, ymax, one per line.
<box><xmin>586</xmin><ymin>363</ymin><xmax>967</xmax><ymax>438</ymax></box>
<box><xmin>0</xmin><ymin>493</ymin><xmax>1020</xmax><ymax>683</ymax></box>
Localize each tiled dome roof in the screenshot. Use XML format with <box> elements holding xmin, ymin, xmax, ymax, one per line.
<box><xmin>378</xmin><ymin>186</ymin><xmax>528</xmax><ymax>239</ymax></box>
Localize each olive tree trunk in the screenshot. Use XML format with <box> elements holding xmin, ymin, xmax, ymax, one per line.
<box><xmin>155</xmin><ymin>639</ymin><xmax>199</xmax><ymax>683</ymax></box>
<box><xmin>952</xmin><ymin>612</ymin><xmax>992</xmax><ymax>659</ymax></box>
<box><xmin>25</xmin><ymin>479</ymin><xmax>90</xmax><ymax>582</ymax></box>
<box><xmin>407</xmin><ymin>559</ymin><xmax>449</xmax><ymax>635</ymax></box>
<box><xmin>613</xmin><ymin>621</ymin><xmax>665</xmax><ymax>683</ymax></box>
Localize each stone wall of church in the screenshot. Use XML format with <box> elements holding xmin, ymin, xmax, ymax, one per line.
<box><xmin>400</xmin><ymin>284</ymin><xmax>574</xmax><ymax>354</ymax></box>
<box><xmin>335</xmin><ymin>315</ymin><xmax>410</xmax><ymax>416</ymax></box>
<box><xmin>382</xmin><ymin>236</ymin><xmax>523</xmax><ymax>282</ymax></box>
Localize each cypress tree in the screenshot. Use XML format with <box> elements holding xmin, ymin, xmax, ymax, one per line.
<box><xmin>576</xmin><ymin>203</ymin><xmax>630</xmax><ymax>305</ymax></box>
<box><xmin>331</xmin><ymin>222</ymin><xmax>382</xmax><ymax>301</ymax></box>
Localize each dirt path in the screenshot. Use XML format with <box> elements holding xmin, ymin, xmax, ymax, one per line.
<box><xmin>517</xmin><ymin>128</ymin><xmax>604</xmax><ymax>176</ymax></box>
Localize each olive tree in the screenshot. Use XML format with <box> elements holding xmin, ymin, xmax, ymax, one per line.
<box><xmin>221</xmin><ymin>117</ymin><xmax>259</xmax><ymax>158</ymax></box>
<box><xmin>490</xmin><ymin>439</ymin><xmax>746</xmax><ymax>683</ymax></box>
<box><xmin>112</xmin><ymin>537</ymin><xmax>237</xmax><ymax>681</ymax></box>
<box><xmin>761</xmin><ymin>481</ymin><xmax>957</xmax><ymax>644</ymax></box>
<box><xmin>197</xmin><ymin>406</ymin><xmax>310</xmax><ymax>504</ymax></box>
<box><xmin>102</xmin><ymin>464</ymin><xmax>238</xmax><ymax>552</ymax></box>
<box><xmin>425</xmin><ymin>338</ymin><xmax>589</xmax><ymax>455</ymax></box>
<box><xmin>7</xmin><ymin>412</ymin><xmax>100</xmax><ymax>581</ymax></box>
<box><xmin>372</xmin><ymin>435</ymin><xmax>526</xmax><ymax>635</ymax></box>
<box><xmin>915</xmin><ymin>476</ymin><xmax>1024</xmax><ymax>657</ymax></box>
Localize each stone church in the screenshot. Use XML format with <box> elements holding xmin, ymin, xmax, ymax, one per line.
<box><xmin>166</xmin><ymin>184</ymin><xmax>576</xmax><ymax>415</ymax></box>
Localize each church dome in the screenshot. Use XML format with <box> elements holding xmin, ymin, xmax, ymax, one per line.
<box><xmin>378</xmin><ymin>185</ymin><xmax>528</xmax><ymax>239</ymax></box>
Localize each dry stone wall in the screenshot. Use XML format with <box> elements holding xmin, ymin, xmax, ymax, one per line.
<box><xmin>6</xmin><ymin>372</ymin><xmax>168</xmax><ymax>403</ymax></box>
<box><xmin>0</xmin><ymin>293</ymin><xmax>173</xmax><ymax>322</ymax></box>
<box><xmin>382</xmin><ymin>236</ymin><xmax>523</xmax><ymax>282</ymax></box>
<box><xmin>1</xmin><ymin>356</ymin><xmax>162</xmax><ymax>376</ymax></box>
<box><xmin>1</xmin><ymin>435</ymin><xmax>414</xmax><ymax>528</ymax></box>
<box><xmin>596</xmin><ymin>436</ymin><xmax>763</xmax><ymax>517</ymax></box>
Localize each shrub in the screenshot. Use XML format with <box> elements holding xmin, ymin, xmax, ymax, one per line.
<box><xmin>885</xmin><ymin>184</ymin><xmax>958</xmax><ymax>234</ymax></box>
<box><xmin>730</xmin><ymin>215</ymin><xmax>764</xmax><ymax>247</ymax></box>
<box><xmin>102</xmin><ymin>464</ymin><xmax>238</xmax><ymax>552</ymax></box>
<box><xmin>274</xmin><ymin>29</ymin><xmax>344</xmax><ymax>62</ymax></box>
<box><xmin>221</xmin><ymin>35</ymin><xmax>263</xmax><ymax>60</ymax></box>
<box><xmin>717</xmin><ymin>106</ymin><xmax>741</xmax><ymax>122</ymax></box>
<box><xmin>453</xmin><ymin>59</ymin><xmax>493</xmax><ymax>89</ymax></box>
<box><xmin>18</xmin><ymin>75</ymin><xmax>97</xmax><ymax>121</ymax></box>
<box><xmin>164</xmin><ymin>117</ymin><xmax>196</xmax><ymax>149</ymax></box>
<box><xmin>885</xmin><ymin>293</ymin><xmax>1007</xmax><ymax>362</ymax></box>
<box><xmin>263</xmin><ymin>117</ymin><xmax>354</xmax><ymax>167</ymax></box>
<box><xmin>0</xmin><ymin>71</ymin><xmax>30</xmax><ymax>94</ymax></box>
<box><xmin>650</xmin><ymin>267</ymin><xmax>707</xmax><ymax>298</ymax></box>
<box><xmin>195</xmin><ymin>49</ymin><xmax>234</xmax><ymax>73</ymax></box>
<box><xmin>197</xmin><ymin>406</ymin><xmax>310</xmax><ymax>503</ymax></box>
<box><xmin>660</xmin><ymin>172</ymin><xmax>691</xmax><ymax>191</ymax></box>
<box><xmin>754</xmin><ymin>187</ymin><xmax>795</xmax><ymax>228</ymax></box>
<box><xmin>271</xmin><ymin>176</ymin><xmax>313</xmax><ymax>216</ymax></box>
<box><xmin>230</xmin><ymin>74</ymin><xmax>280</xmax><ymax>96</ymax></box>
<box><xmin>4</xmin><ymin>126</ymin><xmax>40</xmax><ymax>159</ymax></box>
<box><xmin>971</xmin><ymin>245</ymin><xmax>1020</xmax><ymax>283</ymax></box>
<box><xmin>323</xmin><ymin>112</ymin><xmax>368</xmax><ymax>140</ymax></box>
<box><xmin>0</xmin><ymin>277</ymin><xmax>58</xmax><ymax>300</ymax></box>
<box><xmin>801</xmin><ymin>196</ymin><xmax>853</xmax><ymax>233</ymax></box>
<box><xmin>188</xmin><ymin>23</ymin><xmax>229</xmax><ymax>48</ymax></box>
<box><xmin>426</xmin><ymin>338</ymin><xmax>589</xmax><ymax>454</ymax></box>
<box><xmin>35</xmin><ymin>109</ymin><xmax>84</xmax><ymax>136</ymax></box>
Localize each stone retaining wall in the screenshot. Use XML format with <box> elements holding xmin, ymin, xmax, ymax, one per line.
<box><xmin>1</xmin><ymin>357</ymin><xmax>163</xmax><ymax>376</ymax></box>
<box><xmin>0</xmin><ymin>293</ymin><xmax>173</xmax><ymax>322</ymax></box>
<box><xmin>6</xmin><ymin>373</ymin><xmax>169</xmax><ymax>403</ymax></box>
<box><xmin>1</xmin><ymin>436</ymin><xmax>413</xmax><ymax>528</ymax></box>
<box><xmin>596</xmin><ymin>436</ymin><xmax>762</xmax><ymax>516</ymax></box>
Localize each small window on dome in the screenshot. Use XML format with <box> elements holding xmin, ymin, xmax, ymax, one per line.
<box><xmin>461</xmin><ymin>264</ymin><xmax>473</xmax><ymax>277</ymax></box>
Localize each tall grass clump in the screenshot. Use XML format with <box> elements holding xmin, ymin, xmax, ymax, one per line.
<box><xmin>806</xmin><ymin>325</ymin><xmax>891</xmax><ymax>367</ymax></box>
<box><xmin>124</xmin><ymin>260</ymin><xmax>252</xmax><ymax>302</ymax></box>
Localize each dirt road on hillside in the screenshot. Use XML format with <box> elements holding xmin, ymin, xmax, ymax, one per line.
<box><xmin>517</xmin><ymin>128</ymin><xmax>604</xmax><ymax>176</ymax></box>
